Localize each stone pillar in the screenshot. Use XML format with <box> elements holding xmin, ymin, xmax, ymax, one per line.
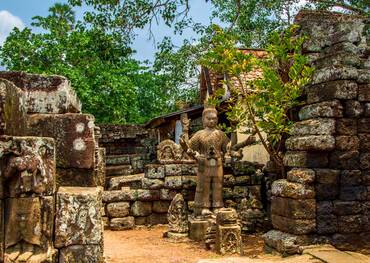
<box><xmin>215</xmin><ymin>208</ymin><xmax>241</xmax><ymax>255</ymax></box>
<box><xmin>55</xmin><ymin>187</ymin><xmax>104</xmax><ymax>263</ymax></box>
<box><xmin>264</xmin><ymin>10</ymin><xmax>369</xmax><ymax>254</ymax></box>
<box><xmin>0</xmin><ymin>136</ymin><xmax>58</xmax><ymax>262</ymax></box>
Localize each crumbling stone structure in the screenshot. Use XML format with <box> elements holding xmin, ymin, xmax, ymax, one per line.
<box><xmin>0</xmin><ymin>72</ymin><xmax>104</xmax><ymax>262</ymax></box>
<box><xmin>264</xmin><ymin>11</ymin><xmax>370</xmax><ymax>254</ymax></box>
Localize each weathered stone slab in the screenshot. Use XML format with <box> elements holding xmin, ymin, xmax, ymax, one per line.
<box><xmin>164</xmin><ymin>176</ymin><xmax>183</xmax><ymax>189</ymax></box>
<box><xmin>329</xmin><ymin>151</ymin><xmax>359</xmax><ymax>170</ymax></box>
<box><xmin>106</xmin><ymin>165</ymin><xmax>133</xmax><ymax>176</ymax></box>
<box><xmin>335</xmin><ymin>136</ymin><xmax>359</xmax><ymax>151</ymax></box>
<box><xmin>142</xmin><ymin>178</ymin><xmax>164</xmax><ymax>190</ymax></box>
<box><xmin>56</xmin><ymin>168</ymin><xmax>101</xmax><ymax>188</ymax></box>
<box><xmin>164</xmin><ymin>164</ymin><xmax>182</xmax><ymax>176</ymax></box>
<box><xmin>26</xmin><ymin>114</ymin><xmax>96</xmax><ymax>169</ymax></box>
<box><xmin>263</xmin><ymin>229</ymin><xmax>306</xmax><ymax>255</ymax></box>
<box><xmin>106</xmin><ymin>202</ymin><xmax>130</xmax><ymax>218</ymax></box>
<box><xmin>108</xmin><ymin>174</ymin><xmax>144</xmax><ymax>190</ymax></box>
<box><xmin>55</xmin><ymin>187</ymin><xmax>103</xmax><ymax>248</ymax></box>
<box><xmin>336</xmin><ymin>118</ymin><xmax>357</xmax><ymax>135</ymax></box>
<box><xmin>271</xmin><ymin>197</ymin><xmax>316</xmax><ymax>219</ymax></box>
<box><xmin>159</xmin><ymin>189</ymin><xmax>177</xmax><ymax>200</ymax></box>
<box><xmin>105</xmin><ymin>155</ymin><xmax>130</xmax><ymax>165</ymax></box>
<box><xmin>182</xmin><ymin>176</ymin><xmax>197</xmax><ymax>189</ymax></box>
<box><xmin>284</xmin><ymin>151</ymin><xmax>328</xmax><ymax>168</ymax></box>
<box><xmin>0</xmin><ymin>79</ymin><xmax>27</xmax><ymax>136</ymax></box>
<box><xmin>340</xmin><ymin>170</ymin><xmax>362</xmax><ymax>186</ymax></box>
<box><xmin>145</xmin><ymin>164</ymin><xmax>165</xmax><ymax>179</ymax></box>
<box><xmin>271</xmin><ymin>180</ymin><xmax>315</xmax><ymax>199</ymax></box>
<box><xmin>311</xmin><ymin>66</ymin><xmax>360</xmax><ymax>85</ymax></box>
<box><xmin>110</xmin><ymin>217</ymin><xmax>135</xmax><ymax>230</ymax></box>
<box><xmin>340</xmin><ymin>186</ymin><xmax>367</xmax><ymax>201</ymax></box>
<box><xmin>315</xmin><ymin>169</ymin><xmax>340</xmax><ymax>184</ymax></box>
<box><xmin>287</xmin><ymin>168</ymin><xmax>315</xmax><ymax>185</ymax></box>
<box><xmin>344</xmin><ymin>100</ymin><xmax>364</xmax><ymax>117</ymax></box>
<box><xmin>306</xmin><ymin>81</ymin><xmax>357</xmax><ymax>104</ymax></box>
<box><xmin>59</xmin><ymin>244</ymin><xmax>103</xmax><ymax>263</ymax></box>
<box><xmin>291</xmin><ymin>118</ymin><xmax>336</xmax><ymax>136</ymax></box>
<box><xmin>360</xmin><ymin>153</ymin><xmax>370</xmax><ymax>170</ymax></box>
<box><xmin>0</xmin><ymin>136</ymin><xmax>56</xmax><ymax>198</ymax></box>
<box><xmin>359</xmin><ymin>134</ymin><xmax>370</xmax><ymax>151</ymax></box>
<box><xmin>285</xmin><ymin>135</ymin><xmax>335</xmax><ymax>151</ymax></box>
<box><xmin>272</xmin><ymin>214</ymin><xmax>316</xmax><ymax>235</ymax></box>
<box><xmin>130</xmin><ymin>201</ymin><xmax>152</xmax><ymax>216</ymax></box>
<box><xmin>333</xmin><ymin>201</ymin><xmax>363</xmax><ymax>216</ymax></box>
<box><xmin>299</xmin><ymin>101</ymin><xmax>343</xmax><ymax>120</ymax></box>
<box><xmin>102</xmin><ymin>189</ymin><xmax>134</xmax><ymax>203</ymax></box>
<box><xmin>359</xmin><ymin>84</ymin><xmax>370</xmax><ymax>102</ymax></box>
<box><xmin>0</xmin><ymin>71</ymin><xmax>81</xmax><ymax>114</ymax></box>
<box><xmin>295</xmin><ymin>10</ymin><xmax>366</xmax><ymax>52</ymax></box>
<box><xmin>317</xmin><ymin>214</ymin><xmax>337</xmax><ymax>234</ymax></box>
<box><xmin>94</xmin><ymin>147</ymin><xmax>106</xmax><ymax>187</ymax></box>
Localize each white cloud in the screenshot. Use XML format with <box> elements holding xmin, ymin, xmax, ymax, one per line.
<box><xmin>0</xmin><ymin>10</ymin><xmax>24</xmax><ymax>46</ymax></box>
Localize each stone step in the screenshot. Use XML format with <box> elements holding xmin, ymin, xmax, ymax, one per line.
<box><xmin>106</xmin><ymin>165</ymin><xmax>134</xmax><ymax>176</ymax></box>
<box><xmin>107</xmin><ymin>173</ymin><xmax>144</xmax><ymax>190</ymax></box>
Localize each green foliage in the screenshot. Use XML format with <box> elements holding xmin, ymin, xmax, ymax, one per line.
<box><xmin>200</xmin><ymin>25</ymin><xmax>313</xmax><ymax>168</ymax></box>
<box><xmin>0</xmin><ymin>3</ymin><xmax>187</xmax><ymax>124</ymax></box>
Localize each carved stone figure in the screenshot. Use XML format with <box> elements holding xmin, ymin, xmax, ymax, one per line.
<box><xmin>166</xmin><ymin>194</ymin><xmax>188</xmax><ymax>239</ymax></box>
<box><xmin>157</xmin><ymin>139</ymin><xmax>194</xmax><ymax>164</ymax></box>
<box><xmin>215</xmin><ymin>208</ymin><xmax>241</xmax><ymax>255</ymax></box>
<box><xmin>180</xmin><ymin>106</ymin><xmax>229</xmax><ymax>216</ymax></box>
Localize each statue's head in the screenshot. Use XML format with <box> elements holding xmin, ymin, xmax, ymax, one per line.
<box><xmin>202</xmin><ymin>106</ymin><xmax>218</xmax><ymax>129</ymax></box>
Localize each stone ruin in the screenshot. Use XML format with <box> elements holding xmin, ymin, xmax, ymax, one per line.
<box><xmin>0</xmin><ymin>71</ymin><xmax>105</xmax><ymax>262</ymax></box>
<box><xmin>264</xmin><ymin>10</ymin><xmax>370</xmax><ymax>255</ymax></box>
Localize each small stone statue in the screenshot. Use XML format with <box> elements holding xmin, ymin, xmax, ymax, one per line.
<box><xmin>166</xmin><ymin>193</ymin><xmax>189</xmax><ymax>239</ymax></box>
<box><xmin>180</xmin><ymin>106</ymin><xmax>229</xmax><ymax>216</ymax></box>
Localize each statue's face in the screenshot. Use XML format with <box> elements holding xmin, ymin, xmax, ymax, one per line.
<box><xmin>203</xmin><ymin>111</ymin><xmax>218</xmax><ymax>128</ymax></box>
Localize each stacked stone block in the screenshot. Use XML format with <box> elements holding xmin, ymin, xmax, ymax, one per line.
<box><xmin>102</xmin><ymin>160</ymin><xmax>265</xmax><ymax>230</ymax></box>
<box><xmin>264</xmin><ymin>10</ymin><xmax>370</xmax><ymax>254</ymax></box>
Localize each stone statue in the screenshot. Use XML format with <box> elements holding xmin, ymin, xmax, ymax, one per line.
<box><xmin>165</xmin><ymin>193</ymin><xmax>188</xmax><ymax>240</ymax></box>
<box><xmin>180</xmin><ymin>106</ymin><xmax>229</xmax><ymax>217</ymax></box>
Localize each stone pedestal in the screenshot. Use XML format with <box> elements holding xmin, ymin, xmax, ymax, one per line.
<box><xmin>215</xmin><ymin>208</ymin><xmax>241</xmax><ymax>255</ymax></box>
<box><xmin>189</xmin><ymin>219</ymin><xmax>209</xmax><ymax>241</ymax></box>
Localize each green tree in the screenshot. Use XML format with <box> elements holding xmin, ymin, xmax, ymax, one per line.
<box><xmin>0</xmin><ymin>3</ymin><xmax>180</xmax><ymax>124</ymax></box>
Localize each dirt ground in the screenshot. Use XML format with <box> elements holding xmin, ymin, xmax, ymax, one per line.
<box><xmin>104</xmin><ymin>226</ymin><xmax>266</xmax><ymax>263</ymax></box>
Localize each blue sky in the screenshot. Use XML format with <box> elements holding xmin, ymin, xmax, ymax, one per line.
<box><xmin>0</xmin><ymin>0</ymin><xmax>214</xmax><ymax>62</ymax></box>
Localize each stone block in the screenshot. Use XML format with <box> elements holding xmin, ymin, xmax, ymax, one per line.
<box><xmin>189</xmin><ymin>219</ymin><xmax>208</xmax><ymax>241</ymax></box>
<box><xmin>331</xmin><ymin>232</ymin><xmax>370</xmax><ymax>253</ymax></box>
<box><xmin>26</xmin><ymin>114</ymin><xmax>96</xmax><ymax>169</ymax></box>
<box><xmin>271</xmin><ymin>196</ymin><xmax>316</xmax><ymax>219</ymax></box>
<box><xmin>94</xmin><ymin>147</ymin><xmax>106</xmax><ymax>187</ymax></box>
<box><xmin>335</xmin><ymin>136</ymin><xmax>359</xmax><ymax>151</ymax></box>
<box><xmin>55</xmin><ymin>187</ymin><xmax>103</xmax><ymax>248</ymax></box>
<box><xmin>338</xmin><ymin>215</ymin><xmax>366</xmax><ymax>233</ymax></box>
<box><xmin>315</xmin><ymin>169</ymin><xmax>340</xmax><ymax>184</ymax></box>
<box><xmin>159</xmin><ymin>189</ymin><xmax>177</xmax><ymax>201</ymax></box>
<box><xmin>152</xmin><ymin>201</ymin><xmax>170</xmax><ymax>213</ymax></box>
<box><xmin>336</xmin><ymin>118</ymin><xmax>357</xmax><ymax>135</ymax></box>
<box><xmin>316</xmin><ymin>184</ymin><xmax>338</xmax><ymax>200</ymax></box>
<box><xmin>0</xmin><ymin>79</ymin><xmax>27</xmax><ymax>136</ymax></box>
<box><xmin>164</xmin><ymin>164</ymin><xmax>182</xmax><ymax>176</ymax></box>
<box><xmin>108</xmin><ymin>174</ymin><xmax>144</xmax><ymax>190</ymax></box>
<box><xmin>329</xmin><ymin>151</ymin><xmax>359</xmax><ymax>170</ymax></box>
<box><xmin>306</xmin><ymin>80</ymin><xmax>357</xmax><ymax>104</ymax></box>
<box><xmin>311</xmin><ymin>67</ymin><xmax>360</xmax><ymax>85</ymax></box>
<box><xmin>359</xmin><ymin>84</ymin><xmax>370</xmax><ymax>102</ymax></box>
<box><xmin>234</xmin><ymin>175</ymin><xmax>251</xmax><ymax>185</ymax></box>
<box><xmin>164</xmin><ymin>176</ymin><xmax>182</xmax><ymax>189</ymax></box>
<box><xmin>344</xmin><ymin>100</ymin><xmax>364</xmax><ymax>117</ymax></box>
<box><xmin>215</xmin><ymin>224</ymin><xmax>241</xmax><ymax>255</ymax></box>
<box><xmin>359</xmin><ymin>134</ymin><xmax>370</xmax><ymax>151</ymax></box>
<box><xmin>0</xmin><ymin>71</ymin><xmax>81</xmax><ymax>113</ymax></box>
<box><xmin>182</xmin><ymin>176</ymin><xmax>197</xmax><ymax>189</ymax></box>
<box><xmin>340</xmin><ymin>186</ymin><xmax>367</xmax><ymax>201</ymax></box>
<box><xmin>181</xmin><ymin>164</ymin><xmax>198</xmax><ymax>175</ymax></box>
<box><xmin>271</xmin><ymin>214</ymin><xmax>316</xmax><ymax>235</ymax></box>
<box><xmin>291</xmin><ymin>118</ymin><xmax>336</xmax><ymax>136</ymax></box>
<box><xmin>286</xmin><ymin>135</ymin><xmax>335</xmax><ymax>151</ymax></box>
<box><xmin>223</xmin><ymin>188</ymin><xmax>233</xmax><ymax>199</ymax></box>
<box><xmin>287</xmin><ymin>168</ymin><xmax>315</xmax><ymax>185</ymax></box>
<box><xmin>133</xmin><ymin>189</ymin><xmax>160</xmax><ymax>201</ymax></box>
<box><xmin>284</xmin><ymin>151</ymin><xmax>328</xmax><ymax>168</ymax></box>
<box><xmin>298</xmin><ymin>100</ymin><xmax>343</xmax><ymax>120</ymax></box>
<box><xmin>360</xmin><ymin>153</ymin><xmax>370</xmax><ymax>170</ymax></box>
<box><xmin>365</xmin><ymin>103</ymin><xmax>370</xmax><ymax>117</ymax></box>
<box><xmin>142</xmin><ymin>178</ymin><xmax>164</xmax><ymax>190</ymax></box>
<box><xmin>233</xmin><ymin>186</ymin><xmax>249</xmax><ymax>199</ymax></box>
<box><xmin>271</xmin><ymin>179</ymin><xmax>314</xmax><ymax>199</ymax></box>
<box><xmin>0</xmin><ymin>136</ymin><xmax>56</xmax><ymax>198</ymax></box>
<box><xmin>106</xmin><ymin>202</ymin><xmax>130</xmax><ymax>218</ymax></box>
<box><xmin>223</xmin><ymin>174</ymin><xmax>236</xmax><ymax>187</ymax></box>
<box><xmin>130</xmin><ymin>201</ymin><xmax>152</xmax><ymax>216</ymax></box>
<box><xmin>106</xmin><ymin>155</ymin><xmax>130</xmax><ymax>165</ymax></box>
<box><xmin>110</xmin><ymin>217</ymin><xmax>135</xmax><ymax>230</ymax></box>
<box><xmin>106</xmin><ymin>165</ymin><xmax>133</xmax><ymax>176</ymax></box>
<box><xmin>317</xmin><ymin>214</ymin><xmax>337</xmax><ymax>234</ymax></box>
<box><xmin>333</xmin><ymin>201</ymin><xmax>363</xmax><ymax>215</ymax></box>
<box><xmin>135</xmin><ymin>216</ymin><xmax>148</xmax><ymax>226</ymax></box>
<box><xmin>145</xmin><ymin>164</ymin><xmax>165</xmax><ymax>179</ymax></box>
<box><xmin>359</xmin><ymin>118</ymin><xmax>370</xmax><ymax>133</ymax></box>
<box><xmin>317</xmin><ymin>201</ymin><xmax>333</xmax><ymax>215</ymax></box>
<box><xmin>148</xmin><ymin>213</ymin><xmax>168</xmax><ymax>225</ymax></box>
<box><xmin>340</xmin><ymin>170</ymin><xmax>362</xmax><ymax>186</ymax></box>
<box><xmin>102</xmin><ymin>189</ymin><xmax>134</xmax><ymax>203</ymax></box>
<box><xmin>59</xmin><ymin>245</ymin><xmax>103</xmax><ymax>263</ymax></box>
<box><xmin>262</xmin><ymin>230</ymin><xmax>305</xmax><ymax>255</ymax></box>
<box><xmin>364</xmin><ymin>170</ymin><xmax>370</xmax><ymax>186</ymax></box>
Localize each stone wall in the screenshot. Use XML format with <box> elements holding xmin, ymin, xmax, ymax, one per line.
<box><xmin>103</xmin><ymin>160</ymin><xmax>267</xmax><ymax>232</ymax></box>
<box><xmin>264</xmin><ymin>11</ymin><xmax>370</xmax><ymax>254</ymax></box>
<box><xmin>0</xmin><ymin>72</ymin><xmax>104</xmax><ymax>262</ymax></box>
